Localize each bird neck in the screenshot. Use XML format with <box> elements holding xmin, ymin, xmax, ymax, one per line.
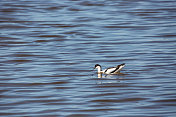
<box><xmin>97</xmin><ymin>66</ymin><xmax>102</xmax><ymax>73</ymax></box>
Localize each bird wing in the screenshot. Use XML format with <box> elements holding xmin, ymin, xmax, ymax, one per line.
<box><xmin>104</xmin><ymin>67</ymin><xmax>117</xmax><ymax>74</ymax></box>
<box><xmin>114</xmin><ymin>65</ymin><xmax>125</xmax><ymax>73</ymax></box>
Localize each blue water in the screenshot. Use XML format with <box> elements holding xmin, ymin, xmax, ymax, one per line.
<box><xmin>0</xmin><ymin>0</ymin><xmax>176</xmax><ymax>116</ymax></box>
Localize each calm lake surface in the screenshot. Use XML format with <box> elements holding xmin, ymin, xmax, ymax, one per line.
<box><xmin>0</xmin><ymin>0</ymin><xmax>176</xmax><ymax>117</ymax></box>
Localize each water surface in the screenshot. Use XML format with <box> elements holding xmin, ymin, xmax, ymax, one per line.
<box><xmin>0</xmin><ymin>0</ymin><xmax>176</xmax><ymax>117</ymax></box>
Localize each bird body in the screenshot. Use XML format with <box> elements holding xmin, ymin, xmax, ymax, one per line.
<box><xmin>94</xmin><ymin>63</ymin><xmax>125</xmax><ymax>74</ymax></box>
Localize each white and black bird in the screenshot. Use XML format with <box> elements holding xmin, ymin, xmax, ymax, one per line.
<box><xmin>94</xmin><ymin>63</ymin><xmax>125</xmax><ymax>74</ymax></box>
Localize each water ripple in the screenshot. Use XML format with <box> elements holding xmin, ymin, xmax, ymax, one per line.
<box><xmin>0</xmin><ymin>0</ymin><xmax>176</xmax><ymax>117</ymax></box>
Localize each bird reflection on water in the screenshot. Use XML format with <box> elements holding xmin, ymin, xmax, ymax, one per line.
<box><xmin>95</xmin><ymin>73</ymin><xmax>126</xmax><ymax>85</ymax></box>
<box><xmin>97</xmin><ymin>72</ymin><xmax>126</xmax><ymax>78</ymax></box>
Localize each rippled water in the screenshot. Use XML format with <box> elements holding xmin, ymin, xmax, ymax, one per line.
<box><xmin>0</xmin><ymin>0</ymin><xmax>176</xmax><ymax>116</ymax></box>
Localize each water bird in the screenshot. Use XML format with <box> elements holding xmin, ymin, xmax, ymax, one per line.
<box><xmin>94</xmin><ymin>63</ymin><xmax>125</xmax><ymax>74</ymax></box>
